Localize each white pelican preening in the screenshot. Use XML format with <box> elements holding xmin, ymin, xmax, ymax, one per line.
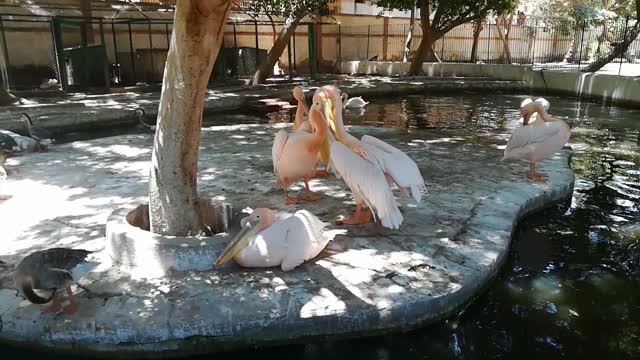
<box><xmin>502</xmin><ymin>98</ymin><xmax>571</xmax><ymax>182</ymax></box>
<box><xmin>343</xmin><ymin>94</ymin><xmax>369</xmax><ymax>109</ymax></box>
<box><xmin>291</xmin><ymin>86</ymin><xmax>330</xmax><ymax>178</ymax></box>
<box><xmin>212</xmin><ymin>208</ymin><xmax>344</xmax><ymax>271</ymax></box>
<box><xmin>312</xmin><ymin>87</ymin><xmax>427</xmax><ymax>229</ymax></box>
<box><xmin>272</xmin><ymin>98</ymin><xmax>328</xmax><ymax>205</ymax></box>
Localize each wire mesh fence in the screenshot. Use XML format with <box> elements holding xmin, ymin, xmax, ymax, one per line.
<box><xmin>1</xmin><ymin>12</ymin><xmax>637</xmax><ymax>92</ymax></box>
<box><xmin>340</xmin><ymin>16</ymin><xmax>640</xmax><ymax>76</ymax></box>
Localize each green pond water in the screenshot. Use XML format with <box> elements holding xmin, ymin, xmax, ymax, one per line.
<box><xmin>3</xmin><ymin>92</ymin><xmax>640</xmax><ymax>359</ymax></box>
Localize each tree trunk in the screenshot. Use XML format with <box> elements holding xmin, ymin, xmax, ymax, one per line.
<box><xmin>0</xmin><ymin>29</ymin><xmax>17</xmax><ymax>106</ymax></box>
<box><xmin>470</xmin><ymin>19</ymin><xmax>483</xmax><ymax>63</ymax></box>
<box><xmin>149</xmin><ymin>0</ymin><xmax>233</xmax><ymax>236</ymax></box>
<box><xmin>251</xmin><ymin>14</ymin><xmax>302</xmax><ymax>85</ymax></box>
<box><xmin>584</xmin><ymin>22</ymin><xmax>640</xmax><ymax>73</ymax></box>
<box><xmin>496</xmin><ymin>15</ymin><xmax>513</xmax><ymax>64</ymax></box>
<box><xmin>403</xmin><ymin>6</ymin><xmax>416</xmax><ymax>62</ymax></box>
<box><xmin>409</xmin><ymin>1</ymin><xmax>440</xmax><ymax>75</ymax></box>
<box><xmin>563</xmin><ymin>27</ymin><xmax>581</xmax><ymax>63</ymax></box>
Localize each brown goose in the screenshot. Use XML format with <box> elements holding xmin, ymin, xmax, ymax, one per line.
<box><xmin>15</xmin><ymin>248</ymin><xmax>99</xmax><ymax>314</ymax></box>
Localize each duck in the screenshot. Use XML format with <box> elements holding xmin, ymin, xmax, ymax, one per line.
<box><xmin>502</xmin><ymin>98</ymin><xmax>571</xmax><ymax>182</ymax></box>
<box><xmin>212</xmin><ymin>208</ymin><xmax>345</xmax><ymax>271</ymax></box>
<box><xmin>291</xmin><ymin>86</ymin><xmax>330</xmax><ymax>178</ymax></box>
<box><xmin>343</xmin><ymin>94</ymin><xmax>369</xmax><ymax>109</ymax></box>
<box><xmin>272</xmin><ymin>95</ymin><xmax>328</xmax><ymax>205</ymax></box>
<box><xmin>21</xmin><ymin>113</ymin><xmax>53</xmax><ymax>151</ymax></box>
<box><xmin>135</xmin><ymin>108</ymin><xmax>155</xmax><ymax>131</ymax></box>
<box><xmin>0</xmin><ymin>148</ymin><xmax>10</xmax><ymax>200</ymax></box>
<box><xmin>15</xmin><ymin>248</ymin><xmax>99</xmax><ymax>314</ymax></box>
<box><xmin>0</xmin><ymin>130</ymin><xmax>19</xmax><ymax>154</ymax></box>
<box><xmin>313</xmin><ymin>86</ymin><xmax>426</xmax><ymax>228</ymax></box>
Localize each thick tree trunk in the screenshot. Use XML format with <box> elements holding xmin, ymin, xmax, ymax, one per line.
<box><xmin>584</xmin><ymin>22</ymin><xmax>640</xmax><ymax>72</ymax></box>
<box><xmin>251</xmin><ymin>14</ymin><xmax>302</xmax><ymax>85</ymax></box>
<box><xmin>409</xmin><ymin>2</ymin><xmax>440</xmax><ymax>75</ymax></box>
<box><xmin>403</xmin><ymin>6</ymin><xmax>416</xmax><ymax>62</ymax></box>
<box><xmin>149</xmin><ymin>0</ymin><xmax>233</xmax><ymax>236</ymax></box>
<box><xmin>470</xmin><ymin>19</ymin><xmax>483</xmax><ymax>63</ymax></box>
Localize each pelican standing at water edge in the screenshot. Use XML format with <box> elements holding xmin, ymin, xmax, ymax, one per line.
<box><xmin>291</xmin><ymin>86</ymin><xmax>330</xmax><ymax>178</ymax></box>
<box><xmin>502</xmin><ymin>98</ymin><xmax>571</xmax><ymax>182</ymax></box>
<box><xmin>312</xmin><ymin>87</ymin><xmax>427</xmax><ymax>228</ymax></box>
<box><xmin>272</xmin><ymin>95</ymin><xmax>328</xmax><ymax>205</ymax></box>
<box><xmin>212</xmin><ymin>208</ymin><xmax>345</xmax><ymax>271</ymax></box>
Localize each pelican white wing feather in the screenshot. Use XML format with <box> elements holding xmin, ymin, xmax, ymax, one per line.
<box><xmin>234</xmin><ymin>210</ymin><xmax>334</xmax><ymax>271</ymax></box>
<box><xmin>360</xmin><ymin>135</ymin><xmax>427</xmax><ymax>202</ymax></box>
<box><xmin>272</xmin><ymin>130</ymin><xmax>288</xmax><ymax>174</ymax></box>
<box><xmin>329</xmin><ymin>140</ymin><xmax>403</xmax><ymax>229</ymax></box>
<box><xmin>503</xmin><ymin>121</ymin><xmax>563</xmax><ymax>161</ymax></box>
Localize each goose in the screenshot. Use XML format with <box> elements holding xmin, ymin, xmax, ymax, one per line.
<box><xmin>15</xmin><ymin>248</ymin><xmax>99</xmax><ymax>314</ymax></box>
<box><xmin>20</xmin><ymin>113</ymin><xmax>53</xmax><ymax>151</ymax></box>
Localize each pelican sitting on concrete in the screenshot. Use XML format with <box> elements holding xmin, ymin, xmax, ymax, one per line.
<box><xmin>212</xmin><ymin>208</ymin><xmax>344</xmax><ymax>271</ymax></box>
<box><xmin>502</xmin><ymin>98</ymin><xmax>571</xmax><ymax>182</ymax></box>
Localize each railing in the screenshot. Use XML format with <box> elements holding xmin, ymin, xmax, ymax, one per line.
<box><xmin>339</xmin><ymin>17</ymin><xmax>640</xmax><ymax>76</ymax></box>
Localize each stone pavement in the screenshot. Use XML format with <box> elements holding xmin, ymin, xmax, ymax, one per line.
<box><xmin>0</xmin><ymin>122</ymin><xmax>574</xmax><ymax>356</ymax></box>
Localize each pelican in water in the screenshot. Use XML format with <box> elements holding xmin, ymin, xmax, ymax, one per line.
<box><xmin>343</xmin><ymin>94</ymin><xmax>369</xmax><ymax>109</ymax></box>
<box><xmin>272</xmin><ymin>96</ymin><xmax>328</xmax><ymax>205</ymax></box>
<box><xmin>15</xmin><ymin>248</ymin><xmax>99</xmax><ymax>314</ymax></box>
<box><xmin>212</xmin><ymin>208</ymin><xmax>344</xmax><ymax>271</ymax></box>
<box><xmin>291</xmin><ymin>86</ymin><xmax>330</xmax><ymax>178</ymax></box>
<box><xmin>502</xmin><ymin>98</ymin><xmax>571</xmax><ymax>182</ymax></box>
<box><xmin>313</xmin><ymin>87</ymin><xmax>427</xmax><ymax>229</ymax></box>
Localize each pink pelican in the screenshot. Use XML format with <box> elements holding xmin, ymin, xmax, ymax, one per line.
<box><xmin>291</xmin><ymin>86</ymin><xmax>330</xmax><ymax>178</ymax></box>
<box><xmin>212</xmin><ymin>208</ymin><xmax>344</xmax><ymax>271</ymax></box>
<box><xmin>312</xmin><ymin>87</ymin><xmax>427</xmax><ymax>229</ymax></box>
<box><xmin>272</xmin><ymin>96</ymin><xmax>327</xmax><ymax>205</ymax></box>
<box><xmin>502</xmin><ymin>98</ymin><xmax>571</xmax><ymax>182</ymax></box>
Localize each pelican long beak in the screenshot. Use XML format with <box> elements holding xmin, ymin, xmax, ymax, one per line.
<box><xmin>324</xmin><ymin>97</ymin><xmax>345</xmax><ymax>143</ymax></box>
<box><xmin>212</xmin><ymin>218</ymin><xmax>260</xmax><ymax>268</ymax></box>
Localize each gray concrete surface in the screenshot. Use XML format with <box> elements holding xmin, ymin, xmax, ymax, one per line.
<box><xmin>0</xmin><ymin>123</ymin><xmax>574</xmax><ymax>356</ymax></box>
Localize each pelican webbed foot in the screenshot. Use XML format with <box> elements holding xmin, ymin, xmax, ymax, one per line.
<box><xmin>63</xmin><ymin>287</ymin><xmax>78</xmax><ymax>315</ymax></box>
<box><xmin>337</xmin><ymin>203</ymin><xmax>372</xmax><ymax>225</ymax></box>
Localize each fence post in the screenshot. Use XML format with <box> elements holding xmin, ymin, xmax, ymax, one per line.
<box><xmin>254</xmin><ymin>20</ymin><xmax>259</xmax><ymax>71</ymax></box>
<box><xmin>383</xmin><ymin>18</ymin><xmax>389</xmax><ymax>61</ymax></box>
<box><xmin>338</xmin><ymin>24</ymin><xmax>342</xmax><ymax>66</ymax></box>
<box><xmin>0</xmin><ymin>16</ymin><xmax>12</xmax><ymax>90</ymax></box>
<box><xmin>308</xmin><ymin>23</ymin><xmax>317</xmax><ymax>79</ymax></box>
<box><xmin>619</xmin><ymin>16</ymin><xmax>629</xmax><ymax>76</ymax></box>
<box><xmin>51</xmin><ymin>18</ymin><xmax>68</xmax><ymax>90</ymax></box>
<box><xmin>165</xmin><ymin>23</ymin><xmax>170</xmax><ymax>48</ymax></box>
<box><xmin>366</xmin><ymin>25</ymin><xmax>371</xmax><ymax>60</ymax></box>
<box><xmin>486</xmin><ymin>21</ymin><xmax>491</xmax><ymax>63</ymax></box>
<box><xmin>287</xmin><ymin>36</ymin><xmax>292</xmax><ymax>80</ymax></box>
<box><xmin>128</xmin><ymin>22</ymin><xmax>136</xmax><ymax>83</ymax></box>
<box><xmin>99</xmin><ymin>19</ymin><xmax>109</xmax><ymax>88</ymax></box>
<box><xmin>577</xmin><ymin>20</ymin><xmax>585</xmax><ymax>71</ymax></box>
<box><xmin>440</xmin><ymin>32</ymin><xmax>445</xmax><ymax>61</ymax></box>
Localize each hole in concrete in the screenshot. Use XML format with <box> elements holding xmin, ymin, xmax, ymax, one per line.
<box><xmin>126</xmin><ymin>199</ymin><xmax>244</xmax><ymax>236</ymax></box>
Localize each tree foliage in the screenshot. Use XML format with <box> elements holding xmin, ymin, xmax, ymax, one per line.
<box><xmin>241</xmin><ymin>0</ymin><xmax>334</xmax><ymax>19</ymax></box>
<box><xmin>373</xmin><ymin>0</ymin><xmax>514</xmax><ymax>74</ymax></box>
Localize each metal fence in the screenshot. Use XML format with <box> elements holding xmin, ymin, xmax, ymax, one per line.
<box><xmin>339</xmin><ymin>16</ymin><xmax>640</xmax><ymax>76</ymax></box>
<box><xmin>0</xmin><ymin>14</ymin><xmax>326</xmax><ymax>92</ymax></box>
